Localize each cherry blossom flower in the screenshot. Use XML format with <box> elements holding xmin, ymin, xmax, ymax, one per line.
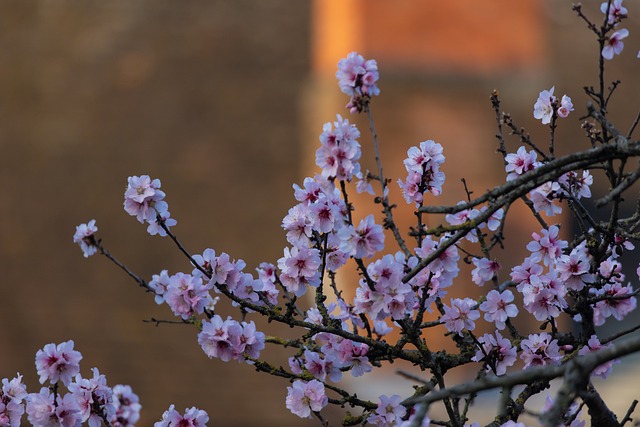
<box><xmin>367</xmin><ymin>395</ymin><xmax>406</xmax><ymax>427</ymax></box>
<box><xmin>441</xmin><ymin>298</ymin><xmax>480</xmax><ymax>336</ymax></box>
<box><xmin>520</xmin><ymin>333</ymin><xmax>562</xmax><ymax>369</ymax></box>
<box><xmin>526</xmin><ymin>225</ymin><xmax>567</xmax><ymax>266</ymax></box>
<box><xmin>505</xmin><ymin>147</ymin><xmax>538</xmax><ymax>181</ymax></box>
<box><xmin>479</xmin><ymin>290</ymin><xmax>518</xmax><ymax>330</ymax></box>
<box><xmin>26</xmin><ymin>387</ymin><xmax>82</xmax><ymax>427</ymax></box>
<box><xmin>530</xmin><ymin>181</ymin><xmax>562</xmax><ymax>217</ymax></box>
<box><xmin>341</xmin><ymin>214</ymin><xmax>385</xmax><ymax>258</ymax></box>
<box><xmin>123</xmin><ymin>175</ymin><xmax>168</xmax><ymax>225</ymax></box>
<box><xmin>73</xmin><ymin>219</ymin><xmax>99</xmax><ymax>258</ymax></box>
<box><xmin>602</xmin><ymin>28</ymin><xmax>629</xmax><ymax>60</ymax></box>
<box><xmin>146</xmin><ymin>210</ymin><xmax>176</xmax><ymax>236</ymax></box>
<box><xmin>399</xmin><ymin>140</ymin><xmax>446</xmax><ymax>205</ymax></box>
<box><xmin>557</xmin><ymin>95</ymin><xmax>574</xmax><ymax>118</ymax></box>
<box><xmin>68</xmin><ymin>367</ymin><xmax>116</xmax><ymax>427</ymax></box>
<box><xmin>555</xmin><ymin>248</ymin><xmax>594</xmax><ymax>291</ymax></box>
<box><xmin>592</xmin><ymin>282</ymin><xmax>637</xmax><ymax>325</ymax></box>
<box><xmin>0</xmin><ymin>375</ymin><xmax>27</xmax><ymax>427</ymax></box>
<box><xmin>285</xmin><ymin>380</ymin><xmax>328</xmax><ymax>418</ymax></box>
<box><xmin>471</xmin><ymin>257</ymin><xmax>501</xmax><ymax>286</ymax></box>
<box><xmin>155</xmin><ymin>405</ymin><xmax>209</xmax><ymax>427</ymax></box>
<box><xmin>601</xmin><ymin>0</ymin><xmax>627</xmax><ymax>25</ymax></box>
<box><xmin>472</xmin><ymin>331</ymin><xmax>517</xmax><ymax>375</ymax></box>
<box><xmin>164</xmin><ymin>272</ymin><xmax>214</xmax><ymax>320</ymax></box>
<box><xmin>316</xmin><ymin>115</ymin><xmax>362</xmax><ymax>181</ymax></box>
<box><xmin>445</xmin><ymin>203</ymin><xmax>481</xmax><ymax>242</ymax></box>
<box><xmin>35</xmin><ymin>341</ymin><xmax>82</xmax><ymax>386</ymax></box>
<box><xmin>278</xmin><ymin>246</ymin><xmax>322</xmax><ymax>296</ymax></box>
<box><xmin>533</xmin><ymin>87</ymin><xmax>556</xmax><ymax>124</ymax></box>
<box><xmin>336</xmin><ymin>52</ymin><xmax>380</xmax><ymax>113</ymax></box>
<box><xmin>523</xmin><ymin>278</ymin><xmax>567</xmax><ymax>321</ymax></box>
<box><xmin>198</xmin><ymin>315</ymin><xmax>239</xmax><ymax>362</ymax></box>
<box><xmin>558</xmin><ymin>170</ymin><xmax>592</xmax><ymax>199</ymax></box>
<box><xmin>577</xmin><ymin>335</ymin><xmax>619</xmax><ymax>379</ymax></box>
<box><xmin>111</xmin><ymin>384</ymin><xmax>141</xmax><ymax>427</ymax></box>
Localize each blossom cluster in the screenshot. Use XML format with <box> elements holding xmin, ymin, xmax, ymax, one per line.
<box><xmin>123</xmin><ymin>175</ymin><xmax>176</xmax><ymax>236</ymax></box>
<box><xmin>149</xmin><ymin>270</ymin><xmax>217</xmax><ymax>320</ymax></box>
<box><xmin>316</xmin><ymin>114</ymin><xmax>362</xmax><ymax>182</ymax></box>
<box><xmin>533</xmin><ymin>86</ymin><xmax>573</xmax><ymax>125</ymax></box>
<box><xmin>336</xmin><ymin>52</ymin><xmax>380</xmax><ymax>113</ymax></box>
<box><xmin>73</xmin><ymin>219</ymin><xmax>99</xmax><ymax>258</ymax></box>
<box><xmin>70</xmin><ymin>5</ymin><xmax>640</xmax><ymax>424</ymax></box>
<box><xmin>397</xmin><ymin>140</ymin><xmax>445</xmax><ymax>205</ymax></box>
<box><xmin>504</xmin><ymin>145</ymin><xmax>592</xmax><ymax>216</ymax></box>
<box><xmin>197</xmin><ymin>314</ymin><xmax>265</xmax><ymax>363</ymax></box>
<box><xmin>1</xmin><ymin>340</ymin><xmax>144</xmax><ymax>427</ymax></box>
<box><xmin>602</xmin><ymin>0</ymin><xmax>629</xmax><ymax>59</ymax></box>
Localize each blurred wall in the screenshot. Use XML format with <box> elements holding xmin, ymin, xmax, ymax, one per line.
<box><xmin>0</xmin><ymin>2</ymin><xmax>313</xmax><ymax>426</ymax></box>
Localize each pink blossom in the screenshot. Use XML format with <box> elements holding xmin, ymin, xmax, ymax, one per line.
<box><xmin>123</xmin><ymin>175</ymin><xmax>169</xmax><ymax>226</ymax></box>
<box><xmin>505</xmin><ymin>147</ymin><xmax>538</xmax><ymax>181</ymax></box>
<box><xmin>367</xmin><ymin>395</ymin><xmax>406</xmax><ymax>427</ymax></box>
<box><xmin>471</xmin><ymin>257</ymin><xmax>501</xmax><ymax>286</ymax></box>
<box><xmin>483</xmin><ymin>207</ymin><xmax>504</xmax><ymax>231</ymax></box>
<box><xmin>73</xmin><ymin>220</ymin><xmax>99</xmax><ymax>258</ymax></box>
<box><xmin>441</xmin><ymin>298</ymin><xmax>480</xmax><ymax>336</ymax></box>
<box><xmin>344</xmin><ymin>214</ymin><xmax>385</xmax><ymax>258</ymax></box>
<box><xmin>164</xmin><ymin>272</ymin><xmax>214</xmax><ymax>320</ymax></box>
<box><xmin>523</xmin><ymin>283</ymin><xmax>566</xmax><ymax>321</ymax></box>
<box><xmin>601</xmin><ymin>0</ymin><xmax>627</xmax><ymax>25</ymax></box>
<box><xmin>336</xmin><ymin>52</ymin><xmax>380</xmax><ymax>113</ymax></box>
<box><xmin>293</xmin><ymin>176</ymin><xmax>324</xmax><ymax>205</ymax></box>
<box><xmin>592</xmin><ymin>282</ymin><xmax>637</xmax><ymax>325</ymax></box>
<box><xmin>149</xmin><ymin>269</ymin><xmax>171</xmax><ymax>304</ymax></box>
<box><xmin>530</xmin><ymin>182</ymin><xmax>562</xmax><ymax>216</ymax></box>
<box><xmin>399</xmin><ymin>140</ymin><xmax>446</xmax><ymax>205</ymax></box>
<box><xmin>2</xmin><ymin>375</ymin><xmax>27</xmax><ymax>403</ymax></box>
<box><xmin>155</xmin><ymin>405</ymin><xmax>209</xmax><ymax>427</ymax></box>
<box><xmin>445</xmin><ymin>204</ymin><xmax>481</xmax><ymax>242</ymax></box>
<box><xmin>558</xmin><ymin>170</ymin><xmax>592</xmax><ymax>199</ymax></box>
<box><xmin>520</xmin><ymin>333</ymin><xmax>562</xmax><ymax>369</ymax></box>
<box><xmin>111</xmin><ymin>384</ymin><xmax>141</xmax><ymax>427</ymax></box>
<box><xmin>26</xmin><ymin>388</ymin><xmax>82</xmax><ymax>427</ymax></box>
<box><xmin>68</xmin><ymin>367</ymin><xmax>116</xmax><ymax>427</ymax></box>
<box><xmin>555</xmin><ymin>249</ymin><xmax>594</xmax><ymax>291</ymax></box>
<box><xmin>35</xmin><ymin>341</ymin><xmax>82</xmax><ymax>386</ymax></box>
<box><xmin>316</xmin><ymin>115</ymin><xmax>362</xmax><ymax>181</ymax></box>
<box><xmin>198</xmin><ymin>315</ymin><xmax>264</xmax><ymax>363</ymax></box>
<box><xmin>577</xmin><ymin>335</ymin><xmax>618</xmax><ymax>379</ymax></box>
<box><xmin>557</xmin><ymin>95</ymin><xmax>574</xmax><ymax>118</ymax></box>
<box><xmin>285</xmin><ymin>380</ymin><xmax>328</xmax><ymax>418</ymax></box>
<box><xmin>602</xmin><ymin>28</ymin><xmax>629</xmax><ymax>60</ymax></box>
<box><xmin>533</xmin><ymin>87</ymin><xmax>556</xmax><ymax>124</ymax></box>
<box><xmin>336</xmin><ymin>339</ymin><xmax>372</xmax><ymax>377</ymax></box>
<box><xmin>0</xmin><ymin>375</ymin><xmax>26</xmax><ymax>427</ymax></box>
<box><xmin>479</xmin><ymin>290</ymin><xmax>518</xmax><ymax>330</ymax></box>
<box><xmin>282</xmin><ymin>203</ymin><xmax>313</xmax><ymax>246</ymax></box>
<box><xmin>146</xmin><ymin>210</ymin><xmax>176</xmax><ymax>236</ymax></box>
<box><xmin>198</xmin><ymin>315</ymin><xmax>241</xmax><ymax>362</ymax></box>
<box><xmin>278</xmin><ymin>246</ymin><xmax>321</xmax><ymax>296</ymax></box>
<box><xmin>472</xmin><ymin>331</ymin><xmax>517</xmax><ymax>375</ymax></box>
<box><xmin>511</xmin><ymin>256</ymin><xmax>543</xmax><ymax>289</ymax></box>
<box><xmin>526</xmin><ymin>225</ymin><xmax>567</xmax><ymax>266</ymax></box>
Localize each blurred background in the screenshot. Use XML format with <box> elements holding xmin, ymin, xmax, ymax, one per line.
<box><xmin>0</xmin><ymin>1</ymin><xmax>639</xmax><ymax>425</ymax></box>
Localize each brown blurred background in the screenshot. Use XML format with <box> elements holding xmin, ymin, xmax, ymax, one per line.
<box><xmin>1</xmin><ymin>1</ymin><xmax>639</xmax><ymax>426</ymax></box>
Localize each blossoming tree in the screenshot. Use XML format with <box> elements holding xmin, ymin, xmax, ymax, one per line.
<box><xmin>4</xmin><ymin>2</ymin><xmax>640</xmax><ymax>426</ymax></box>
